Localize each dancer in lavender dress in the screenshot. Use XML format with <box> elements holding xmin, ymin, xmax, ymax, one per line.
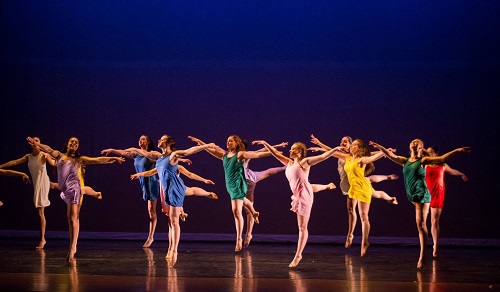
<box><xmin>27</xmin><ymin>136</ymin><xmax>125</xmax><ymax>262</ymax></box>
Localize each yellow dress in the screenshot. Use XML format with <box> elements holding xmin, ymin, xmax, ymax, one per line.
<box><xmin>78</xmin><ymin>167</ymin><xmax>85</xmax><ymax>205</ymax></box>
<box><xmin>344</xmin><ymin>156</ymin><xmax>372</xmax><ymax>203</ymax></box>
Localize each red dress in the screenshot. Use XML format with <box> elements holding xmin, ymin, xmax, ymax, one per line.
<box><xmin>425</xmin><ymin>165</ymin><xmax>445</xmax><ymax>208</ymax></box>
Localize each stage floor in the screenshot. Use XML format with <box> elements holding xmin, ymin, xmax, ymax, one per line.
<box><xmin>0</xmin><ymin>238</ymin><xmax>498</xmax><ymax>291</ymax></box>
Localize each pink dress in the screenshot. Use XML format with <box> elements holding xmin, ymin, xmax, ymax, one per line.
<box><xmin>285</xmin><ymin>161</ymin><xmax>314</xmax><ymax>217</ymax></box>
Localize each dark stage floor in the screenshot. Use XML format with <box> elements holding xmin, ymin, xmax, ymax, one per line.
<box><xmin>0</xmin><ymin>238</ymin><xmax>498</xmax><ymax>291</ymax></box>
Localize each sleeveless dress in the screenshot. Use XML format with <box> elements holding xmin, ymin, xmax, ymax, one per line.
<box><xmin>337</xmin><ymin>158</ymin><xmax>350</xmax><ymax>195</ymax></box>
<box><xmin>223</xmin><ymin>152</ymin><xmax>247</xmax><ymax>200</ymax></box>
<box><xmin>344</xmin><ymin>156</ymin><xmax>372</xmax><ymax>203</ymax></box>
<box><xmin>27</xmin><ymin>154</ymin><xmax>51</xmax><ymax>208</ymax></box>
<box><xmin>134</xmin><ymin>154</ymin><xmax>160</xmax><ymax>201</ymax></box>
<box><xmin>425</xmin><ymin>165</ymin><xmax>445</xmax><ymax>208</ymax></box>
<box><xmin>244</xmin><ymin>160</ymin><xmax>260</xmax><ymax>198</ymax></box>
<box><xmin>403</xmin><ymin>158</ymin><xmax>431</xmax><ymax>203</ymax></box>
<box><xmin>56</xmin><ymin>157</ymin><xmax>82</xmax><ymax>205</ymax></box>
<box><xmin>285</xmin><ymin>161</ymin><xmax>314</xmax><ymax>217</ymax></box>
<box><xmin>156</xmin><ymin>155</ymin><xmax>186</xmax><ymax>207</ymax></box>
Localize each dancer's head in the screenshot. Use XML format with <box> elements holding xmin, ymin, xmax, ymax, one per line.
<box><xmin>289</xmin><ymin>142</ymin><xmax>307</xmax><ymax>160</ymax></box>
<box><xmin>158</xmin><ymin>135</ymin><xmax>176</xmax><ymax>151</ymax></box>
<box><xmin>340</xmin><ymin>136</ymin><xmax>353</xmax><ymax>153</ymax></box>
<box><xmin>227</xmin><ymin>135</ymin><xmax>245</xmax><ymax>152</ymax></box>
<box><xmin>62</xmin><ymin>137</ymin><xmax>81</xmax><ymax>158</ymax></box>
<box><xmin>139</xmin><ymin>135</ymin><xmax>156</xmax><ymax>151</ymax></box>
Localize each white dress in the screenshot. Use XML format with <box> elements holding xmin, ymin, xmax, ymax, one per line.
<box><xmin>28</xmin><ymin>154</ymin><xmax>51</xmax><ymax>208</ymax></box>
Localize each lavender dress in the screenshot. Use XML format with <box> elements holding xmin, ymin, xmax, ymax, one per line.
<box><xmin>56</xmin><ymin>158</ymin><xmax>82</xmax><ymax>205</ymax></box>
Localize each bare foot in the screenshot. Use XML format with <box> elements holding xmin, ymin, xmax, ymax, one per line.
<box><xmin>207</xmin><ymin>192</ymin><xmax>218</xmax><ymax>200</ymax></box>
<box><xmin>180</xmin><ymin>212</ymin><xmax>188</xmax><ymax>221</ymax></box>
<box><xmin>36</xmin><ymin>239</ymin><xmax>46</xmax><ymax>250</ymax></box>
<box><xmin>417</xmin><ymin>258</ymin><xmax>425</xmax><ymax>269</ymax></box>
<box><xmin>235</xmin><ymin>239</ymin><xmax>243</xmax><ymax>252</ymax></box>
<box><xmin>67</xmin><ymin>249</ymin><xmax>77</xmax><ymax>262</ymax></box>
<box><xmin>433</xmin><ymin>245</ymin><xmax>438</xmax><ymax>258</ymax></box>
<box><xmin>168</xmin><ymin>252</ymin><xmax>178</xmax><ymax>267</ymax></box>
<box><xmin>166</xmin><ymin>249</ymin><xmax>173</xmax><ymax>260</ymax></box>
<box><xmin>94</xmin><ymin>192</ymin><xmax>102</xmax><ymax>200</ymax></box>
<box><xmin>361</xmin><ymin>242</ymin><xmax>370</xmax><ymax>257</ymax></box>
<box><xmin>289</xmin><ymin>255</ymin><xmax>302</xmax><ymax>267</ymax></box>
<box><xmin>143</xmin><ymin>237</ymin><xmax>154</xmax><ymax>248</ymax></box>
<box><xmin>388</xmin><ymin>197</ymin><xmax>398</xmax><ymax>205</ymax></box>
<box><xmin>388</xmin><ymin>174</ymin><xmax>399</xmax><ymax>180</ymax></box>
<box><xmin>243</xmin><ymin>234</ymin><xmax>252</xmax><ymax>248</ymax></box>
<box><xmin>326</xmin><ymin>182</ymin><xmax>337</xmax><ymax>190</ymax></box>
<box><xmin>252</xmin><ymin>212</ymin><xmax>260</xmax><ymax>224</ymax></box>
<box><xmin>345</xmin><ymin>235</ymin><xmax>353</xmax><ymax>248</ymax></box>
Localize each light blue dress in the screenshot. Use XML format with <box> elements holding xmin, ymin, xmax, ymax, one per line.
<box><xmin>134</xmin><ymin>154</ymin><xmax>160</xmax><ymax>201</ymax></box>
<box><xmin>156</xmin><ymin>155</ymin><xmax>186</xmax><ymax>207</ymax></box>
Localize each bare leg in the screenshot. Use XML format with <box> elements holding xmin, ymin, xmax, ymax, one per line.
<box><xmin>143</xmin><ymin>199</ymin><xmax>157</xmax><ymax>248</ymax></box>
<box><xmin>82</xmin><ymin>186</ymin><xmax>102</xmax><ymax>200</ymax></box>
<box><xmin>67</xmin><ymin>203</ymin><xmax>80</xmax><ymax>262</ymax></box>
<box><xmin>232</xmin><ymin>200</ymin><xmax>245</xmax><ymax>251</ymax></box>
<box><xmin>244</xmin><ymin>193</ymin><xmax>254</xmax><ymax>248</ymax></box>
<box><xmin>431</xmin><ymin>207</ymin><xmax>442</xmax><ymax>258</ymax></box>
<box><xmin>167</xmin><ymin>206</ymin><xmax>181</xmax><ymax>267</ymax></box>
<box><xmin>36</xmin><ymin>207</ymin><xmax>46</xmax><ymax>249</ymax></box>
<box><xmin>254</xmin><ymin>166</ymin><xmax>286</xmax><ymax>182</ymax></box>
<box><xmin>367</xmin><ymin>174</ymin><xmax>399</xmax><ymax>183</ymax></box>
<box><xmin>185</xmin><ymin>186</ymin><xmax>218</xmax><ymax>199</ymax></box>
<box><xmin>345</xmin><ymin>197</ymin><xmax>358</xmax><ymax>248</ymax></box>
<box><xmin>289</xmin><ymin>213</ymin><xmax>310</xmax><ymax>267</ymax></box>
<box><xmin>414</xmin><ymin>202</ymin><xmax>430</xmax><ymax>269</ymax></box>
<box><xmin>371</xmin><ymin>189</ymin><xmax>398</xmax><ymax>205</ymax></box>
<box><xmin>0</xmin><ymin>201</ymin><xmax>3</xmax><ymax>206</ymax></box>
<box><xmin>311</xmin><ymin>183</ymin><xmax>336</xmax><ymax>193</ymax></box>
<box><xmin>358</xmin><ymin>201</ymin><xmax>371</xmax><ymax>257</ymax></box>
<box><xmin>243</xmin><ymin>197</ymin><xmax>259</xmax><ymax>224</ymax></box>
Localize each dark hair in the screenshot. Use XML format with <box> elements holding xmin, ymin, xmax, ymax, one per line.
<box><xmin>241</xmin><ymin>139</ymin><xmax>249</xmax><ymax>151</ymax></box>
<box><xmin>62</xmin><ymin>137</ymin><xmax>82</xmax><ymax>159</ymax></box>
<box><xmin>429</xmin><ymin>146</ymin><xmax>439</xmax><ymax>155</ymax></box>
<box><xmin>144</xmin><ymin>135</ymin><xmax>156</xmax><ymax>152</ymax></box>
<box><xmin>164</xmin><ymin>135</ymin><xmax>176</xmax><ymax>151</ymax></box>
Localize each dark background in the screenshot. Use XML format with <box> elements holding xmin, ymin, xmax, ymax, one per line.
<box><xmin>0</xmin><ymin>1</ymin><xmax>498</xmax><ymax>240</ymax></box>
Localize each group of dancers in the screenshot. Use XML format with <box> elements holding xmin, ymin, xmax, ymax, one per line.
<box><xmin>0</xmin><ymin>134</ymin><xmax>470</xmax><ymax>269</ymax></box>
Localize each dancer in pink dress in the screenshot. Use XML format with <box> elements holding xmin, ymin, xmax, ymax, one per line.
<box><xmin>252</xmin><ymin>140</ymin><xmax>338</xmax><ymax>267</ymax></box>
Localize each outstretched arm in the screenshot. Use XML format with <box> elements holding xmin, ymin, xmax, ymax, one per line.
<box><xmin>369</xmin><ymin>141</ymin><xmax>407</xmax><ymax>166</ymax></box>
<box><xmin>178</xmin><ymin>165</ymin><xmax>215</xmax><ymax>185</ymax></box>
<box><xmin>101</xmin><ymin>148</ymin><xmax>136</xmax><ymax>159</ymax></box>
<box><xmin>171</xmin><ymin>143</ymin><xmax>216</xmax><ymax>164</ymax></box>
<box><xmin>27</xmin><ymin>137</ymin><xmax>61</xmax><ymax>159</ymax></box>
<box><xmin>422</xmin><ymin>147</ymin><xmax>470</xmax><ymax>166</ymax></box>
<box><xmin>188</xmin><ymin>136</ymin><xmax>226</xmax><ymax>160</ymax></box>
<box><xmin>81</xmin><ymin>156</ymin><xmax>126</xmax><ymax>165</ymax></box>
<box><xmin>310</xmin><ymin>134</ymin><xmax>333</xmax><ymax>151</ymax></box>
<box><xmin>304</xmin><ymin>147</ymin><xmax>339</xmax><ymax>166</ymax></box>
<box><xmin>131</xmin><ymin>168</ymin><xmax>158</xmax><ymax>179</ymax></box>
<box><xmin>0</xmin><ymin>155</ymin><xmax>30</xmax><ymax>169</ymax></box>
<box><xmin>252</xmin><ymin>140</ymin><xmax>291</xmax><ymax>166</ymax></box>
<box><xmin>124</xmin><ymin>147</ymin><xmax>162</xmax><ymax>160</ymax></box>
<box><xmin>0</xmin><ymin>169</ymin><xmax>31</xmax><ymax>184</ymax></box>
<box><xmin>444</xmin><ymin>164</ymin><xmax>468</xmax><ymax>182</ymax></box>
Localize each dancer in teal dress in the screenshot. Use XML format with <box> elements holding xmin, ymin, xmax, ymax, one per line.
<box><xmin>188</xmin><ymin>135</ymin><xmax>271</xmax><ymax>252</ymax></box>
<box><xmin>369</xmin><ymin>139</ymin><xmax>470</xmax><ymax>269</ymax></box>
<box><xmin>130</xmin><ymin>134</ymin><xmax>215</xmax><ymax>266</ymax></box>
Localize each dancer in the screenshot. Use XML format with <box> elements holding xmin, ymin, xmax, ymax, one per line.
<box><xmin>27</xmin><ymin>136</ymin><xmax>125</xmax><ymax>261</ymax></box>
<box><xmin>425</xmin><ymin>146</ymin><xmax>468</xmax><ymax>258</ymax></box>
<box><xmin>309</xmin><ymin>134</ymin><xmax>397</xmax><ymax>249</ymax></box>
<box><xmin>188</xmin><ymin>135</ymin><xmax>273</xmax><ymax>252</ymax></box>
<box><xmin>369</xmin><ymin>139</ymin><xmax>470</xmax><ymax>269</ymax></box>
<box><xmin>252</xmin><ymin>139</ymin><xmax>339</xmax><ymax>267</ymax></box>
<box><xmin>0</xmin><ymin>137</ymin><xmax>57</xmax><ymax>249</ymax></box>
<box><xmin>129</xmin><ymin>134</ymin><xmax>216</xmax><ymax>266</ymax></box>
<box><xmin>101</xmin><ymin>135</ymin><xmax>162</xmax><ymax>247</ymax></box>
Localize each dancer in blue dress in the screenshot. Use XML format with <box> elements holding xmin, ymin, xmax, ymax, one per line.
<box><xmin>130</xmin><ymin>134</ymin><xmax>216</xmax><ymax>267</ymax></box>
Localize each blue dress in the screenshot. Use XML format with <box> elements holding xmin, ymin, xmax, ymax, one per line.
<box><xmin>134</xmin><ymin>154</ymin><xmax>160</xmax><ymax>201</ymax></box>
<box><xmin>156</xmin><ymin>155</ymin><xmax>186</xmax><ymax>207</ymax></box>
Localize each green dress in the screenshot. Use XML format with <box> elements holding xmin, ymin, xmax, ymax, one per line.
<box><xmin>223</xmin><ymin>152</ymin><xmax>248</xmax><ymax>200</ymax></box>
<box><xmin>402</xmin><ymin>158</ymin><xmax>431</xmax><ymax>203</ymax></box>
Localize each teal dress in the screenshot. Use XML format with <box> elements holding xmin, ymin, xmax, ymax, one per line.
<box><xmin>402</xmin><ymin>158</ymin><xmax>431</xmax><ymax>203</ymax></box>
<box><xmin>223</xmin><ymin>152</ymin><xmax>247</xmax><ymax>200</ymax></box>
